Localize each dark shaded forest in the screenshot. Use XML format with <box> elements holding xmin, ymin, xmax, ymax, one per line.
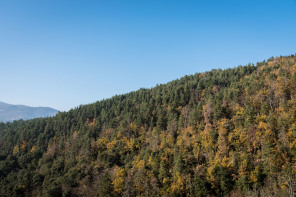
<box><xmin>1</xmin><ymin>55</ymin><xmax>296</xmax><ymax>196</ymax></box>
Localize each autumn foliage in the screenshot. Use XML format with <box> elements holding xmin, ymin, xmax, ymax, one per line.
<box><xmin>1</xmin><ymin>55</ymin><xmax>296</xmax><ymax>196</ymax></box>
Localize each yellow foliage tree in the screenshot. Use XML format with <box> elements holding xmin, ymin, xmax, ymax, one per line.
<box><xmin>20</xmin><ymin>141</ymin><xmax>27</xmax><ymax>151</ymax></box>
<box><xmin>113</xmin><ymin>167</ymin><xmax>125</xmax><ymax>194</ymax></box>
<box><xmin>13</xmin><ymin>145</ymin><xmax>19</xmax><ymax>155</ymax></box>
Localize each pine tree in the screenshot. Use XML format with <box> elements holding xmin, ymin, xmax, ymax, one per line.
<box><xmin>97</xmin><ymin>172</ymin><xmax>113</xmax><ymax>197</ymax></box>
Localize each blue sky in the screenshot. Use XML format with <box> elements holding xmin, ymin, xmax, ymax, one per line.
<box><xmin>1</xmin><ymin>0</ymin><xmax>296</xmax><ymax>111</ymax></box>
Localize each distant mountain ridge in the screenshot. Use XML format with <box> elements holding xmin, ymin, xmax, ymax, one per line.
<box><xmin>0</xmin><ymin>101</ymin><xmax>58</xmax><ymax>122</ymax></box>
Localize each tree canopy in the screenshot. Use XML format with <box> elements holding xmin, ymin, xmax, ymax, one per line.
<box><xmin>1</xmin><ymin>54</ymin><xmax>296</xmax><ymax>196</ymax></box>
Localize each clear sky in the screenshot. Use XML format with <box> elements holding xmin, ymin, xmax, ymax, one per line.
<box><xmin>1</xmin><ymin>0</ymin><xmax>296</xmax><ymax>111</ymax></box>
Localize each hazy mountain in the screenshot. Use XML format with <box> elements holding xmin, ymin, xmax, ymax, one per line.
<box><xmin>0</xmin><ymin>101</ymin><xmax>58</xmax><ymax>122</ymax></box>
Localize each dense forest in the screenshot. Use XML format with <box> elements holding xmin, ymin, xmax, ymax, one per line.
<box><xmin>1</xmin><ymin>55</ymin><xmax>296</xmax><ymax>196</ymax></box>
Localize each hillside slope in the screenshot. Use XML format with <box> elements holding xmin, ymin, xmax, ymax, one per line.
<box><xmin>1</xmin><ymin>55</ymin><xmax>296</xmax><ymax>196</ymax></box>
<box><xmin>0</xmin><ymin>102</ymin><xmax>58</xmax><ymax>122</ymax></box>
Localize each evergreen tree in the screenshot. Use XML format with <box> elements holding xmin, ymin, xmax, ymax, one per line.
<box><xmin>97</xmin><ymin>172</ymin><xmax>113</xmax><ymax>197</ymax></box>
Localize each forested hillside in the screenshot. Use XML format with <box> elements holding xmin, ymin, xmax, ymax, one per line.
<box><xmin>1</xmin><ymin>55</ymin><xmax>296</xmax><ymax>196</ymax></box>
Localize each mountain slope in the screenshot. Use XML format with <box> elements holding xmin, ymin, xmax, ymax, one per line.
<box><xmin>1</xmin><ymin>55</ymin><xmax>296</xmax><ymax>196</ymax></box>
<box><xmin>0</xmin><ymin>102</ymin><xmax>58</xmax><ymax>122</ymax></box>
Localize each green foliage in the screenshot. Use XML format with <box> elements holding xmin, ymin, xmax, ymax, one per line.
<box><xmin>97</xmin><ymin>172</ymin><xmax>113</xmax><ymax>197</ymax></box>
<box><xmin>1</xmin><ymin>54</ymin><xmax>296</xmax><ymax>196</ymax></box>
<box><xmin>193</xmin><ymin>170</ymin><xmax>209</xmax><ymax>197</ymax></box>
